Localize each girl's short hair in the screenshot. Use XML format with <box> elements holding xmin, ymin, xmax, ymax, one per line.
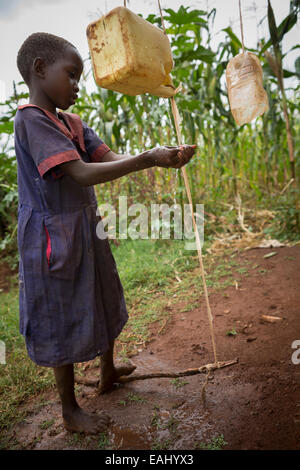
<box><xmin>17</xmin><ymin>32</ymin><xmax>76</xmax><ymax>85</ymax></box>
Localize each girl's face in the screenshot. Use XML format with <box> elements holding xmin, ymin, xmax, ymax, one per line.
<box><xmin>41</xmin><ymin>45</ymin><xmax>84</xmax><ymax>110</ymax></box>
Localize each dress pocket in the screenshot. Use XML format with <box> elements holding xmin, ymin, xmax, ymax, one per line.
<box><xmin>44</xmin><ymin>212</ymin><xmax>83</xmax><ymax>280</ymax></box>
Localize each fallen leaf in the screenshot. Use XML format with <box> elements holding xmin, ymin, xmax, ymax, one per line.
<box><xmin>257</xmin><ymin>240</ymin><xmax>285</xmax><ymax>248</ymax></box>
<box><xmin>263</xmin><ymin>252</ymin><xmax>277</xmax><ymax>259</ymax></box>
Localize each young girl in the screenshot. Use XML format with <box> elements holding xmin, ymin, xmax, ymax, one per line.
<box><xmin>14</xmin><ymin>32</ymin><xmax>196</xmax><ymax>434</ymax></box>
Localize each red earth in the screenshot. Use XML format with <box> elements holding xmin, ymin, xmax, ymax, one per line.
<box><xmin>3</xmin><ymin>244</ymin><xmax>300</xmax><ymax>450</ymax></box>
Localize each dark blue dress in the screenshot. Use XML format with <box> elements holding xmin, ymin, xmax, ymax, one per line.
<box><xmin>14</xmin><ymin>104</ymin><xmax>128</xmax><ymax>367</ymax></box>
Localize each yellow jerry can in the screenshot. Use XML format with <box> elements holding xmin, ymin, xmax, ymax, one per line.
<box><xmin>226</xmin><ymin>52</ymin><xmax>269</xmax><ymax>126</ymax></box>
<box><xmin>86</xmin><ymin>6</ymin><xmax>176</xmax><ymax>98</ymax></box>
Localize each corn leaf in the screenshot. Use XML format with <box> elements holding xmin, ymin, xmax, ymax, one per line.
<box><xmin>261</xmin><ymin>6</ymin><xmax>298</xmax><ymax>55</ymax></box>
<box><xmin>164</xmin><ymin>6</ymin><xmax>207</xmax><ymax>25</ymax></box>
<box><xmin>222</xmin><ymin>27</ymin><xmax>242</xmax><ymax>50</ymax></box>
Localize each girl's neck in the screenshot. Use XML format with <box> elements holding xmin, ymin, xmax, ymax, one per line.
<box><xmin>29</xmin><ymin>90</ymin><xmax>58</xmax><ymax>118</ymax></box>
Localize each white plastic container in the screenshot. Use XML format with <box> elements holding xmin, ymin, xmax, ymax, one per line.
<box><xmin>86</xmin><ymin>6</ymin><xmax>176</xmax><ymax>98</ymax></box>
<box><xmin>226</xmin><ymin>52</ymin><xmax>269</xmax><ymax>125</ymax></box>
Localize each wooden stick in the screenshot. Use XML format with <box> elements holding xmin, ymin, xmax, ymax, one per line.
<box><xmin>280</xmin><ymin>178</ymin><xmax>294</xmax><ymax>195</ymax></box>
<box><xmin>75</xmin><ymin>358</ymin><xmax>238</xmax><ymax>386</ymax></box>
<box><xmin>170</xmin><ymin>97</ymin><xmax>219</xmax><ymax>365</ymax></box>
<box><xmin>117</xmin><ymin>358</ymin><xmax>238</xmax><ymax>383</ymax></box>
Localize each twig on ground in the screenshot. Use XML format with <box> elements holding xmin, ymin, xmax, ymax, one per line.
<box><xmin>118</xmin><ymin>358</ymin><xmax>238</xmax><ymax>384</ymax></box>
<box><xmin>75</xmin><ymin>360</ymin><xmax>239</xmax><ymax>386</ymax></box>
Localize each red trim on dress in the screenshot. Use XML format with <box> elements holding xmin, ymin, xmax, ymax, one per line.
<box><xmin>90</xmin><ymin>144</ymin><xmax>111</xmax><ymax>162</ymax></box>
<box><xmin>18</xmin><ymin>104</ymin><xmax>111</xmax><ymax>167</ymax></box>
<box><xmin>44</xmin><ymin>225</ymin><xmax>51</xmax><ymax>267</ymax></box>
<box><xmin>17</xmin><ymin>104</ymin><xmax>86</xmax><ymax>153</ymax></box>
<box><xmin>38</xmin><ymin>149</ymin><xmax>80</xmax><ymax>178</ymax></box>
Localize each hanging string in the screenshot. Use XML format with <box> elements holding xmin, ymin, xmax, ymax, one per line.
<box><xmin>239</xmin><ymin>0</ymin><xmax>245</xmax><ymax>53</ymax></box>
<box><xmin>157</xmin><ymin>0</ymin><xmax>167</xmax><ymax>35</ymax></box>
<box><xmin>157</xmin><ymin>0</ymin><xmax>219</xmax><ymax>365</ymax></box>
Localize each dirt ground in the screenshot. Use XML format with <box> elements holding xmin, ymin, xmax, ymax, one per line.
<box><xmin>3</xmin><ymin>245</ymin><xmax>300</xmax><ymax>450</ymax></box>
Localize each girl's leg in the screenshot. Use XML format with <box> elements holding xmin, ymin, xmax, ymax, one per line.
<box><xmin>98</xmin><ymin>340</ymin><xmax>136</xmax><ymax>394</ymax></box>
<box><xmin>54</xmin><ymin>363</ymin><xmax>110</xmax><ymax>433</ymax></box>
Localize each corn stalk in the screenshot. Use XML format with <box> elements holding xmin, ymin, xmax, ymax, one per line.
<box><xmin>266</xmin><ymin>0</ymin><xmax>298</xmax><ymax>183</ymax></box>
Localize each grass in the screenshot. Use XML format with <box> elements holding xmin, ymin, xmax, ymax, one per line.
<box><xmin>150</xmin><ymin>409</ymin><xmax>179</xmax><ymax>449</ymax></box>
<box><xmin>170</xmin><ymin>378</ymin><xmax>189</xmax><ymax>389</ymax></box>
<box><xmin>226</xmin><ymin>328</ymin><xmax>237</xmax><ymax>337</ymax></box>
<box><xmin>118</xmin><ymin>399</ymin><xmax>127</xmax><ymax>407</ymax></box>
<box><xmin>125</xmin><ymin>392</ymin><xmax>146</xmax><ymax>404</ymax></box>
<box><xmin>151</xmin><ymin>438</ymin><xmax>173</xmax><ymax>451</ymax></box>
<box><xmin>150</xmin><ymin>410</ymin><xmax>160</xmax><ymax>428</ymax></box>
<box><xmin>63</xmin><ymin>431</ymin><xmax>111</xmax><ymax>450</ymax></box>
<box><xmin>111</xmin><ymin>238</ymin><xmax>251</xmax><ymax>356</ymax></box>
<box><xmin>194</xmin><ymin>434</ymin><xmax>228</xmax><ymax>450</ymax></box>
<box><xmin>97</xmin><ymin>432</ymin><xmax>110</xmax><ymax>450</ymax></box>
<box><xmin>0</xmin><ymin>237</ymin><xmax>253</xmax><ymax>445</ymax></box>
<box><xmin>39</xmin><ymin>419</ymin><xmax>55</xmax><ymax>430</ymax></box>
<box><xmin>0</xmin><ymin>286</ymin><xmax>55</xmax><ymax>441</ymax></box>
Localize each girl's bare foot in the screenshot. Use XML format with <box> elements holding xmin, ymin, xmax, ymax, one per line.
<box><xmin>63</xmin><ymin>406</ymin><xmax>111</xmax><ymax>434</ymax></box>
<box><xmin>98</xmin><ymin>363</ymin><xmax>136</xmax><ymax>394</ymax></box>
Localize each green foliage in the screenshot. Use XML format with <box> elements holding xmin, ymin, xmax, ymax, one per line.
<box><xmin>263</xmin><ymin>189</ymin><xmax>300</xmax><ymax>241</ymax></box>
<box><xmin>97</xmin><ymin>432</ymin><xmax>110</xmax><ymax>450</ymax></box>
<box><xmin>226</xmin><ymin>328</ymin><xmax>237</xmax><ymax>337</ymax></box>
<box><xmin>170</xmin><ymin>378</ymin><xmax>189</xmax><ymax>389</ymax></box>
<box><xmin>0</xmin><ymin>83</ymin><xmax>25</xmax><ymax>261</ymax></box>
<box><xmin>164</xmin><ymin>6</ymin><xmax>207</xmax><ymax>26</ymax></box>
<box><xmin>0</xmin><ymin>4</ymin><xmax>299</xmax><ymax>261</ymax></box>
<box><xmin>195</xmin><ymin>434</ymin><xmax>228</xmax><ymax>450</ymax></box>
<box><xmin>71</xmin><ymin>4</ymin><xmax>298</xmax><ymax>240</ymax></box>
<box><xmin>261</xmin><ymin>0</ymin><xmax>299</xmax><ymax>55</ymax></box>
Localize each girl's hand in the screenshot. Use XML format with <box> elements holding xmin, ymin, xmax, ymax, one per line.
<box><xmin>149</xmin><ymin>144</ymin><xmax>197</xmax><ymax>169</ymax></box>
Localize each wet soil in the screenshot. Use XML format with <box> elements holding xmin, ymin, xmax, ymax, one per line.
<box><xmin>4</xmin><ymin>245</ymin><xmax>300</xmax><ymax>450</ymax></box>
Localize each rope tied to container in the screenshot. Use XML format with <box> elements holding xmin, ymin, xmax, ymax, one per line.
<box><xmin>239</xmin><ymin>0</ymin><xmax>245</xmax><ymax>54</ymax></box>
<box><xmin>157</xmin><ymin>0</ymin><xmax>167</xmax><ymax>35</ymax></box>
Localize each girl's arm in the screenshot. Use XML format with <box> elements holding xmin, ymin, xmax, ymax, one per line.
<box><xmin>100</xmin><ymin>150</ymin><xmax>133</xmax><ymax>162</ymax></box>
<box><xmin>59</xmin><ymin>145</ymin><xmax>196</xmax><ymax>187</ymax></box>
